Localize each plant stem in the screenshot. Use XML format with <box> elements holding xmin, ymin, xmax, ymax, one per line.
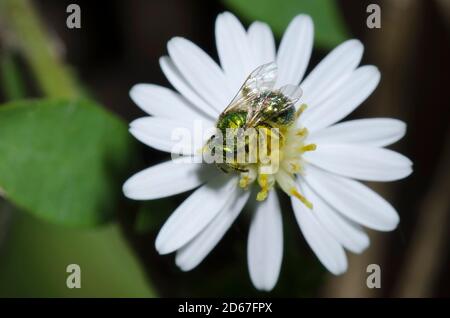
<box><xmin>0</xmin><ymin>0</ymin><xmax>78</xmax><ymax>98</ymax></box>
<box><xmin>0</xmin><ymin>53</ymin><xmax>25</xmax><ymax>100</ymax></box>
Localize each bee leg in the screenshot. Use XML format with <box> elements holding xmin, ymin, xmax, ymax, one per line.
<box><xmin>219</xmin><ymin>166</ymin><xmax>229</xmax><ymax>173</ymax></box>
<box><xmin>234</xmin><ymin>166</ymin><xmax>249</xmax><ymax>173</ymax></box>
<box><xmin>216</xmin><ymin>163</ymin><xmax>230</xmax><ymax>174</ymax></box>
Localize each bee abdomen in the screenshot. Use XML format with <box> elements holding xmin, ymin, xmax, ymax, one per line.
<box><xmin>272</xmin><ymin>105</ymin><xmax>296</xmax><ymax>126</ymax></box>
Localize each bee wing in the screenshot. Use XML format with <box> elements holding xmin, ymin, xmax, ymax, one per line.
<box><xmin>221</xmin><ymin>89</ymin><xmax>258</xmax><ymax>115</ymax></box>
<box><xmin>245</xmin><ymin>84</ymin><xmax>303</xmax><ymax>127</ymax></box>
<box><xmin>220</xmin><ymin>62</ymin><xmax>277</xmax><ymax>116</ymax></box>
<box><xmin>278</xmin><ymin>84</ymin><xmax>303</xmax><ymax>105</ymax></box>
<box><xmin>244</xmin><ymin>62</ymin><xmax>277</xmax><ymax>94</ymax></box>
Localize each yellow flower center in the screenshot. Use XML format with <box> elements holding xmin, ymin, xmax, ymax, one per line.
<box><xmin>237</xmin><ymin>104</ymin><xmax>316</xmax><ymax>209</ymax></box>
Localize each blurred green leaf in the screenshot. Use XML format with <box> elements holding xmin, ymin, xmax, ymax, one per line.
<box><xmin>223</xmin><ymin>0</ymin><xmax>349</xmax><ymax>49</ymax></box>
<box><xmin>0</xmin><ymin>98</ymin><xmax>137</xmax><ymax>227</ymax></box>
<box><xmin>0</xmin><ymin>211</ymin><xmax>155</xmax><ymax>297</ymax></box>
<box><xmin>135</xmin><ymin>199</ymin><xmax>176</xmax><ymax>234</ymax></box>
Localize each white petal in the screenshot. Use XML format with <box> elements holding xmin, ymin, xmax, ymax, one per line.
<box><xmin>308</xmin><ymin>118</ymin><xmax>406</xmax><ymax>147</ymax></box>
<box><xmin>216</xmin><ymin>12</ymin><xmax>254</xmax><ymax>93</ymax></box>
<box><xmin>302</xmin><ymin>65</ymin><xmax>381</xmax><ymax>132</ymax></box>
<box><xmin>247</xmin><ymin>22</ymin><xmax>276</xmax><ymax>67</ymax></box>
<box><xmin>300</xmin><ymin>39</ymin><xmax>364</xmax><ymax>108</ymax></box>
<box><xmin>304</xmin><ymin>165</ymin><xmax>400</xmax><ymax>231</ymax></box>
<box><xmin>291</xmin><ymin>194</ymin><xmax>347</xmax><ymax>275</ymax></box>
<box><xmin>130</xmin><ymin>117</ymin><xmax>189</xmax><ymax>155</ymax></box>
<box><xmin>247</xmin><ymin>191</ymin><xmax>283</xmax><ymax>291</ymax></box>
<box><xmin>123</xmin><ymin>158</ymin><xmax>214</xmax><ymax>200</ymax></box>
<box><xmin>160</xmin><ymin>56</ymin><xmax>219</xmax><ymax>118</ymax></box>
<box><xmin>129</xmin><ymin>116</ymin><xmax>211</xmax><ymax>155</ymax></box>
<box><xmin>298</xmin><ymin>179</ymin><xmax>370</xmax><ymax>254</ymax></box>
<box><xmin>130</xmin><ymin>84</ymin><xmax>214</xmax><ymax>123</ymax></box>
<box><xmin>167</xmin><ymin>37</ymin><xmax>231</xmax><ymax>111</ymax></box>
<box><xmin>155</xmin><ymin>176</ymin><xmax>237</xmax><ymax>255</ymax></box>
<box><xmin>276</xmin><ymin>15</ymin><xmax>314</xmax><ymax>87</ymax></box>
<box><xmin>175</xmin><ymin>187</ymin><xmax>250</xmax><ymax>271</ymax></box>
<box><xmin>304</xmin><ymin>144</ymin><xmax>412</xmax><ymax>181</ymax></box>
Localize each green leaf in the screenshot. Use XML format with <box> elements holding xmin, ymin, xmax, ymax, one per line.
<box><xmin>0</xmin><ymin>211</ymin><xmax>155</xmax><ymax>297</ymax></box>
<box><xmin>0</xmin><ymin>98</ymin><xmax>137</xmax><ymax>227</ymax></box>
<box><xmin>223</xmin><ymin>0</ymin><xmax>349</xmax><ymax>49</ymax></box>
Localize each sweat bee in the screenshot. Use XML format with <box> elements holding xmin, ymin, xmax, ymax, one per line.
<box><xmin>205</xmin><ymin>62</ymin><xmax>303</xmax><ymax>173</ymax></box>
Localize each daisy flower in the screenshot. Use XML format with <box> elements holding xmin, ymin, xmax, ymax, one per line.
<box><xmin>123</xmin><ymin>12</ymin><xmax>412</xmax><ymax>291</ymax></box>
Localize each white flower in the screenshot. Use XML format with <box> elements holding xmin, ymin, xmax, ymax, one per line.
<box><xmin>123</xmin><ymin>12</ymin><xmax>412</xmax><ymax>291</ymax></box>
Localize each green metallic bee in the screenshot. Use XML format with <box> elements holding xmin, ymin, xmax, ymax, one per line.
<box><xmin>205</xmin><ymin>62</ymin><xmax>303</xmax><ymax>173</ymax></box>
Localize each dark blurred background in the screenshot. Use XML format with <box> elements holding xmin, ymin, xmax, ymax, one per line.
<box><xmin>0</xmin><ymin>0</ymin><xmax>449</xmax><ymax>297</ymax></box>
